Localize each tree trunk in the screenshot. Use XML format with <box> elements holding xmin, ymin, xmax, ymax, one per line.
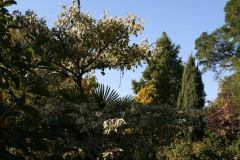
<box><xmin>0</xmin><ymin>70</ymin><xmax>5</xmax><ymax>130</ymax></box>
<box><xmin>78</xmin><ymin>76</ymin><xmax>85</xmax><ymax>103</ymax></box>
<box><xmin>77</xmin><ymin>0</ymin><xmax>80</xmax><ymax>13</ymax></box>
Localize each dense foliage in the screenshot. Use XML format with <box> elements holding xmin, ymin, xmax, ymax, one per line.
<box><xmin>132</xmin><ymin>32</ymin><xmax>183</xmax><ymax>106</ymax></box>
<box><xmin>0</xmin><ymin>0</ymin><xmax>240</xmax><ymax>159</ymax></box>
<box><xmin>215</xmin><ymin>73</ymin><xmax>240</xmax><ymax>107</ymax></box>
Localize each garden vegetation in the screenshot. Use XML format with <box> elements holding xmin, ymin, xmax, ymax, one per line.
<box><xmin>0</xmin><ymin>0</ymin><xmax>240</xmax><ymax>159</ymax></box>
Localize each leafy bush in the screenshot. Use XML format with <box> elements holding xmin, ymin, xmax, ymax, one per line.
<box><xmin>206</xmin><ymin>99</ymin><xmax>240</xmax><ymax>140</ymax></box>
<box><xmin>158</xmin><ymin>132</ymin><xmax>240</xmax><ymax>160</ymax></box>
<box><xmin>158</xmin><ymin>100</ymin><xmax>240</xmax><ymax>160</ymax></box>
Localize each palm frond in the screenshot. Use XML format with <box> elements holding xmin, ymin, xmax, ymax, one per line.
<box><xmin>94</xmin><ymin>84</ymin><xmax>120</xmax><ymax>103</ymax></box>
<box><xmin>119</xmin><ymin>94</ymin><xmax>134</xmax><ymax>103</ymax></box>
<box><xmin>94</xmin><ymin>84</ymin><xmax>134</xmax><ymax>109</ymax></box>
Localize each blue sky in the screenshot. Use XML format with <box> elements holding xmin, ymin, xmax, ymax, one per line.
<box><xmin>9</xmin><ymin>0</ymin><xmax>229</xmax><ymax>102</ymax></box>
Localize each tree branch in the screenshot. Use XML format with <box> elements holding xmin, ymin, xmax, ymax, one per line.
<box><xmin>84</xmin><ymin>61</ymin><xmax>132</xmax><ymax>73</ymax></box>
<box><xmin>82</xmin><ymin>38</ymin><xmax>121</xmax><ymax>73</ymax></box>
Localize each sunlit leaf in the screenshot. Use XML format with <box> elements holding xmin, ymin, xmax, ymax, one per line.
<box><xmin>28</xmin><ymin>86</ymin><xmax>51</xmax><ymax>97</ymax></box>
<box><xmin>3</xmin><ymin>0</ymin><xmax>17</xmax><ymax>7</ymax></box>
<box><xmin>35</xmin><ymin>35</ymin><xmax>50</xmax><ymax>47</ymax></box>
<box><xmin>37</xmin><ymin>61</ymin><xmax>59</xmax><ymax>69</ymax></box>
<box><xmin>20</xmin><ymin>105</ymin><xmax>39</xmax><ymax>118</ymax></box>
<box><xmin>24</xmin><ymin>49</ymin><xmax>34</xmax><ymax>58</ymax></box>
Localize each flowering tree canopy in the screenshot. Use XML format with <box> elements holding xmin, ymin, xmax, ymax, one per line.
<box><xmin>55</xmin><ymin>2</ymin><xmax>150</xmax><ymax>70</ymax></box>
<box><xmin>52</xmin><ymin>2</ymin><xmax>151</xmax><ymax>72</ymax></box>
<box><xmin>39</xmin><ymin>1</ymin><xmax>153</xmax><ymax>101</ymax></box>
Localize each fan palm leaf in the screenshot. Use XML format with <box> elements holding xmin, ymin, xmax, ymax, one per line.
<box><xmin>119</xmin><ymin>94</ymin><xmax>134</xmax><ymax>103</ymax></box>
<box><xmin>94</xmin><ymin>84</ymin><xmax>119</xmax><ymax>103</ymax></box>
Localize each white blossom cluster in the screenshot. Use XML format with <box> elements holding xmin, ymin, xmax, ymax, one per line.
<box><xmin>101</xmin><ymin>148</ymin><xmax>123</xmax><ymax>159</ymax></box>
<box><xmin>103</xmin><ymin>118</ymin><xmax>126</xmax><ymax>135</ymax></box>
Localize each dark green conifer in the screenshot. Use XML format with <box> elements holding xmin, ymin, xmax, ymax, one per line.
<box><xmin>177</xmin><ymin>55</ymin><xmax>206</xmax><ymax>109</ymax></box>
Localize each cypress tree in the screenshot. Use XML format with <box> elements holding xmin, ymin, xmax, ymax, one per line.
<box><xmin>177</xmin><ymin>55</ymin><xmax>206</xmax><ymax>110</ymax></box>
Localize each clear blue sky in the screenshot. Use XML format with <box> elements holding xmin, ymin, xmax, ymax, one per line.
<box><xmin>9</xmin><ymin>0</ymin><xmax>229</xmax><ymax>102</ymax></box>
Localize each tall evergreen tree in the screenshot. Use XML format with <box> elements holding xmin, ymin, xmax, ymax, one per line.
<box><xmin>132</xmin><ymin>32</ymin><xmax>184</xmax><ymax>106</ymax></box>
<box><xmin>177</xmin><ymin>55</ymin><xmax>206</xmax><ymax>109</ymax></box>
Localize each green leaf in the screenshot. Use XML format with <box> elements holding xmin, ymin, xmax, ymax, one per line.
<box><xmin>28</xmin><ymin>86</ymin><xmax>51</xmax><ymax>97</ymax></box>
<box><xmin>87</xmin><ymin>42</ymin><xmax>91</xmax><ymax>48</ymax></box>
<box><xmin>24</xmin><ymin>49</ymin><xmax>34</xmax><ymax>58</ymax></box>
<box><xmin>0</xmin><ymin>152</ymin><xmax>22</xmax><ymax>160</ymax></box>
<box><xmin>0</xmin><ymin>8</ymin><xmax>9</xmax><ymax>15</ymax></box>
<box><xmin>20</xmin><ymin>105</ymin><xmax>39</xmax><ymax>118</ymax></box>
<box><xmin>58</xmin><ymin>115</ymin><xmax>75</xmax><ymax>124</ymax></box>
<box><xmin>44</xmin><ymin>125</ymin><xmax>58</xmax><ymax>134</ymax></box>
<box><xmin>7</xmin><ymin>24</ymin><xmax>20</xmax><ymax>29</ymax></box>
<box><xmin>62</xmin><ymin>115</ymin><xmax>74</xmax><ymax>123</ymax></box>
<box><xmin>35</xmin><ymin>35</ymin><xmax>50</xmax><ymax>47</ymax></box>
<box><xmin>27</xmin><ymin>141</ymin><xmax>47</xmax><ymax>152</ymax></box>
<box><xmin>12</xmin><ymin>139</ymin><xmax>29</xmax><ymax>156</ymax></box>
<box><xmin>10</xmin><ymin>75</ymin><xmax>20</xmax><ymax>85</ymax></box>
<box><xmin>61</xmin><ymin>147</ymin><xmax>78</xmax><ymax>152</ymax></box>
<box><xmin>0</xmin><ymin>41</ymin><xmax>11</xmax><ymax>52</ymax></box>
<box><xmin>45</xmin><ymin>155</ymin><xmax>64</xmax><ymax>160</ymax></box>
<box><xmin>3</xmin><ymin>0</ymin><xmax>17</xmax><ymax>7</ymax></box>
<box><xmin>37</xmin><ymin>61</ymin><xmax>59</xmax><ymax>69</ymax></box>
<box><xmin>0</xmin><ymin>103</ymin><xmax>9</xmax><ymax>117</ymax></box>
<box><xmin>0</xmin><ymin>24</ymin><xmax>7</xmax><ymax>32</ymax></box>
<box><xmin>11</xmin><ymin>55</ymin><xmax>21</xmax><ymax>61</ymax></box>
<box><xmin>18</xmin><ymin>94</ymin><xmax>25</xmax><ymax>109</ymax></box>
<box><xmin>7</xmin><ymin>21</ymin><xmax>19</xmax><ymax>29</ymax></box>
<box><xmin>0</xmin><ymin>86</ymin><xmax>10</xmax><ymax>93</ymax></box>
<box><xmin>26</xmin><ymin>33</ymin><xmax>36</xmax><ymax>41</ymax></box>
<box><xmin>12</xmin><ymin>61</ymin><xmax>30</xmax><ymax>71</ymax></box>
<box><xmin>0</xmin><ymin>54</ymin><xmax>4</xmax><ymax>63</ymax></box>
<box><xmin>62</xmin><ymin>109</ymin><xmax>77</xmax><ymax>115</ymax></box>
<box><xmin>0</xmin><ymin>19</ymin><xmax>7</xmax><ymax>26</ymax></box>
<box><xmin>0</xmin><ymin>16</ymin><xmax>5</xmax><ymax>20</ymax></box>
<box><xmin>8</xmin><ymin>111</ymin><xmax>19</xmax><ymax>117</ymax></box>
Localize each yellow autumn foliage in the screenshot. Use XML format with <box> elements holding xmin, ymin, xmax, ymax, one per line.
<box><xmin>84</xmin><ymin>75</ymin><xmax>99</xmax><ymax>96</ymax></box>
<box><xmin>135</xmin><ymin>85</ymin><xmax>160</xmax><ymax>105</ymax></box>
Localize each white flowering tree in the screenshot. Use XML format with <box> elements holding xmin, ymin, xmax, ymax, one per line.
<box><xmin>38</xmin><ymin>1</ymin><xmax>151</xmax><ymax>102</ymax></box>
